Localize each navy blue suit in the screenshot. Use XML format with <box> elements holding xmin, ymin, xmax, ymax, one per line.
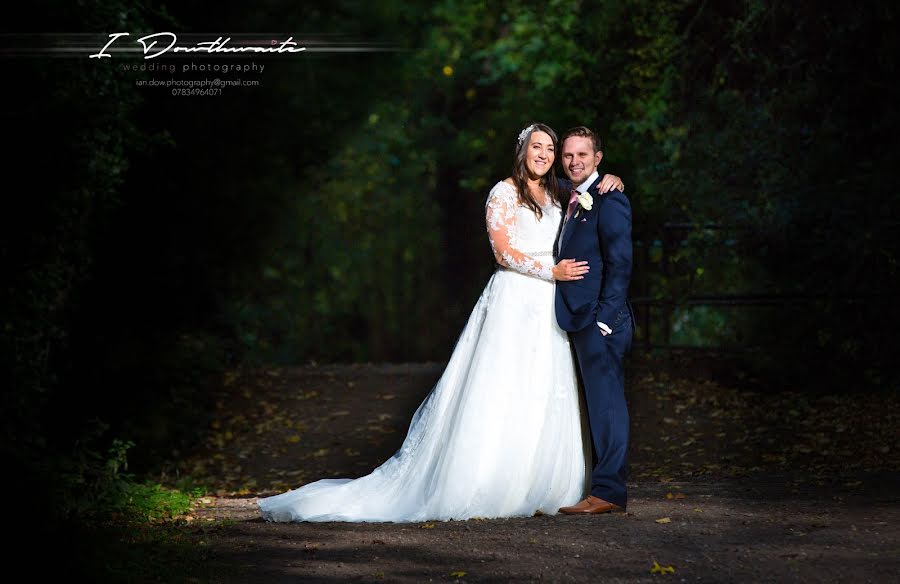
<box><xmin>554</xmin><ymin>175</ymin><xmax>634</xmax><ymax>509</ymax></box>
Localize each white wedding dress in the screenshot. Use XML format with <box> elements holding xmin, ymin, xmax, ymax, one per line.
<box><xmin>258</xmin><ymin>181</ymin><xmax>589</xmax><ymax>522</ymax></box>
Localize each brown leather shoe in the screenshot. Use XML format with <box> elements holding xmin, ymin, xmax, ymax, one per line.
<box><xmin>558</xmin><ymin>495</ymin><xmax>624</xmax><ymax>515</ymax></box>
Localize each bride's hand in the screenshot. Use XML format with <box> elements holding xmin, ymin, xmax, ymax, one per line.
<box><xmin>552</xmin><ymin>259</ymin><xmax>589</xmax><ymax>281</ymax></box>
<box><xmin>599</xmin><ymin>174</ymin><xmax>624</xmax><ymax>193</ymax></box>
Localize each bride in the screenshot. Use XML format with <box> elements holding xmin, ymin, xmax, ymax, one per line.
<box><xmin>258</xmin><ymin>123</ymin><xmax>624</xmax><ymax>522</ymax></box>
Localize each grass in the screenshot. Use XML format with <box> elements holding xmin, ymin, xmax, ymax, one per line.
<box><xmin>62</xmin><ymin>479</ymin><xmax>231</xmax><ymax>582</ymax></box>
<box><xmin>103</xmin><ymin>481</ymin><xmax>196</xmax><ymax>522</ymax></box>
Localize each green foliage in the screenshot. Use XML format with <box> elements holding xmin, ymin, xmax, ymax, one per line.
<box><xmin>3</xmin><ymin>0</ymin><xmax>156</xmax><ymax>522</ymax></box>
<box><xmin>230</xmin><ymin>102</ymin><xmax>444</xmax><ymax>362</ymax></box>
<box><xmin>654</xmin><ymin>2</ymin><xmax>898</xmax><ymax>385</ymax></box>
<box><xmin>55</xmin><ymin>433</ymin><xmax>194</xmax><ymax>523</ymax></box>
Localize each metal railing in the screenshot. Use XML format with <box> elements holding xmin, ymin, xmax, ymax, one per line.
<box><xmin>628</xmin><ymin>222</ymin><xmax>869</xmax><ymax>350</ymax></box>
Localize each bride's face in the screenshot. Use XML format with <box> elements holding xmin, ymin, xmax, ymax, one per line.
<box><xmin>525</xmin><ymin>131</ymin><xmax>555</xmax><ymax>179</ymax></box>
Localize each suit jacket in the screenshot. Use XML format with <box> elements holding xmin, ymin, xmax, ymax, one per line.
<box><xmin>554</xmin><ymin>175</ymin><xmax>634</xmax><ymax>333</ymax></box>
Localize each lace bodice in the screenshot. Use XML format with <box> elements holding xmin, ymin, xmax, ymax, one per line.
<box><xmin>485</xmin><ymin>181</ymin><xmax>561</xmax><ymax>281</ymax></box>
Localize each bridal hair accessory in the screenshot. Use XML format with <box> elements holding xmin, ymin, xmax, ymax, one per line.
<box><xmin>517</xmin><ymin>124</ymin><xmax>536</xmax><ymax>145</ymax></box>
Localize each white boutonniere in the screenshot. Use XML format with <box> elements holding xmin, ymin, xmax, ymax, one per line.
<box><xmin>574</xmin><ymin>192</ymin><xmax>593</xmax><ymax>217</ymax></box>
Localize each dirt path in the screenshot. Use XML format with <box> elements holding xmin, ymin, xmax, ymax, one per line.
<box><xmin>166</xmin><ymin>357</ymin><xmax>899</xmax><ymax>583</ymax></box>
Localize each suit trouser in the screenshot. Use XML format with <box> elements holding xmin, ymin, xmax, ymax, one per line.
<box><xmin>570</xmin><ymin>315</ymin><xmax>632</xmax><ymax>509</ymax></box>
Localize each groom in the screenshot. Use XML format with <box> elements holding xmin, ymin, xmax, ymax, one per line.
<box><xmin>554</xmin><ymin>126</ymin><xmax>634</xmax><ymax>514</ymax></box>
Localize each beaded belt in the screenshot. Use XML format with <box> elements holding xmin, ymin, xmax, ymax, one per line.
<box><xmin>526</xmin><ymin>251</ymin><xmax>554</xmax><ymax>257</ymax></box>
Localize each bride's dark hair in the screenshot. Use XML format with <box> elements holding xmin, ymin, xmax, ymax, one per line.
<box><xmin>512</xmin><ymin>122</ymin><xmax>563</xmax><ymax>220</ymax></box>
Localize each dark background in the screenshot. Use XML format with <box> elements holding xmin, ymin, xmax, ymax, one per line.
<box><xmin>3</xmin><ymin>0</ymin><xmax>898</xmax><ymax>523</ymax></box>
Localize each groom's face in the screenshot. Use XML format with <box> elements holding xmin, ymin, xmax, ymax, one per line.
<box><xmin>561</xmin><ymin>136</ymin><xmax>603</xmax><ymax>186</ymax></box>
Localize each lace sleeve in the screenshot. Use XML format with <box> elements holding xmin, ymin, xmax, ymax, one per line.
<box><xmin>485</xmin><ymin>182</ymin><xmax>553</xmax><ymax>281</ymax></box>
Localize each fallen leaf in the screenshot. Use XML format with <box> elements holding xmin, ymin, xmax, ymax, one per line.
<box><xmin>420</xmin><ymin>523</ymin><xmax>435</xmax><ymax>529</ymax></box>
<box><xmin>450</xmin><ymin>572</ymin><xmax>467</xmax><ymax>578</ymax></box>
<box><xmin>650</xmin><ymin>560</ymin><xmax>675</xmax><ymax>574</ymax></box>
<box><xmin>655</xmin><ymin>517</ymin><xmax>672</xmax><ymax>524</ymax></box>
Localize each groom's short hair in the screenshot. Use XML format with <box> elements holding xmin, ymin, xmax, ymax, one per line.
<box><xmin>561</xmin><ymin>126</ymin><xmax>601</xmax><ymax>153</ymax></box>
